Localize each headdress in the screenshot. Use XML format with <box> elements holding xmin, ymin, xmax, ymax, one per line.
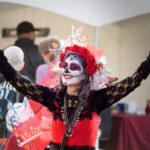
<box><xmin>59</xmin><ymin>26</ymin><xmax>97</xmax><ymax>75</ymax></box>
<box><xmin>59</xmin><ymin>26</ymin><xmax>118</xmax><ymax>89</ymax></box>
<box><xmin>60</xmin><ymin>45</ymin><xmax>97</xmax><ymax>75</ymax></box>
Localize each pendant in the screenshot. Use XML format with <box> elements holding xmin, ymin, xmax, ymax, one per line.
<box><xmin>66</xmin><ymin>127</ymin><xmax>74</xmax><ymax>137</ymax></box>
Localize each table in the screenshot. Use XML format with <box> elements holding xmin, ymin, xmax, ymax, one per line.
<box><xmin>107</xmin><ymin>113</ymin><xmax>150</xmax><ymax>150</ymax></box>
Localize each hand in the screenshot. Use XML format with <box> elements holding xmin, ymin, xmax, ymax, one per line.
<box><xmin>97</xmin><ymin>63</ymin><xmax>104</xmax><ymax>75</ymax></box>
<box><xmin>107</xmin><ymin>76</ymin><xmax>118</xmax><ymax>85</ymax></box>
<box><xmin>137</xmin><ymin>51</ymin><xmax>150</xmax><ymax>79</ymax></box>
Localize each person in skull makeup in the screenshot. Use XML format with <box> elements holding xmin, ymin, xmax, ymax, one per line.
<box><xmin>0</xmin><ymin>27</ymin><xmax>150</xmax><ymax>150</ymax></box>
<box><xmin>61</xmin><ymin>53</ymin><xmax>85</xmax><ymax>86</ymax></box>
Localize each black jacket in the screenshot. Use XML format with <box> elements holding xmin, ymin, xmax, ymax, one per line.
<box><xmin>15</xmin><ymin>38</ymin><xmax>45</xmax><ymax>81</ymax></box>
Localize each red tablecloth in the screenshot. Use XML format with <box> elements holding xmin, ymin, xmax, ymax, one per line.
<box><xmin>107</xmin><ymin>113</ymin><xmax>150</xmax><ymax>150</ymax></box>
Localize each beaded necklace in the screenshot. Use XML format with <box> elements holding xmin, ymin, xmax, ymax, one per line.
<box><xmin>61</xmin><ymin>94</ymin><xmax>84</xmax><ymax>137</ymax></box>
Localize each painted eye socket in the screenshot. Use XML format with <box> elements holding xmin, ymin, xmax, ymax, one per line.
<box><xmin>70</xmin><ymin>63</ymin><xmax>81</xmax><ymax>71</ymax></box>
<box><xmin>61</xmin><ymin>62</ymin><xmax>68</xmax><ymax>69</ymax></box>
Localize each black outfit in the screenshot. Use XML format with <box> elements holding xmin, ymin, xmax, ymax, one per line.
<box><xmin>15</xmin><ymin>38</ymin><xmax>45</xmax><ymax>81</ymax></box>
<box><xmin>0</xmin><ymin>50</ymin><xmax>149</xmax><ymax>150</ymax></box>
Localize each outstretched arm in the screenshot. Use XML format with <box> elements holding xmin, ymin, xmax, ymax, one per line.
<box><xmin>0</xmin><ymin>50</ymin><xmax>54</xmax><ymax>108</ymax></box>
<box><xmin>94</xmin><ymin>52</ymin><xmax>150</xmax><ymax>112</ymax></box>
<box><xmin>106</xmin><ymin>52</ymin><xmax>150</xmax><ymax>105</ymax></box>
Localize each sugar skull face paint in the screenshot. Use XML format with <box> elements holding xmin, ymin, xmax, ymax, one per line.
<box><xmin>61</xmin><ymin>54</ymin><xmax>85</xmax><ymax>86</ymax></box>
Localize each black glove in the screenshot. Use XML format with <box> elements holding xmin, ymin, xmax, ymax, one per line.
<box><xmin>0</xmin><ymin>50</ymin><xmax>7</xmax><ymax>65</ymax></box>
<box><xmin>0</xmin><ymin>50</ymin><xmax>14</xmax><ymax>80</ymax></box>
<box><xmin>137</xmin><ymin>51</ymin><xmax>150</xmax><ymax>79</ymax></box>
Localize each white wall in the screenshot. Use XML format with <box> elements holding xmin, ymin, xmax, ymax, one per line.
<box><xmin>99</xmin><ymin>14</ymin><xmax>150</xmax><ymax>110</ymax></box>
<box><xmin>0</xmin><ymin>3</ymin><xmax>95</xmax><ymax>49</ymax></box>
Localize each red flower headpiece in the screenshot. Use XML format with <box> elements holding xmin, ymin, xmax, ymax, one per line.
<box><xmin>59</xmin><ymin>45</ymin><xmax>97</xmax><ymax>75</ymax></box>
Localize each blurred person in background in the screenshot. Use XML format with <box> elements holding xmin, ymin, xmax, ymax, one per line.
<box><xmin>36</xmin><ymin>37</ymin><xmax>61</xmax><ymax>84</ymax></box>
<box><xmin>15</xmin><ymin>21</ymin><xmax>45</xmax><ymax>81</ymax></box>
<box><xmin>0</xmin><ymin>46</ymin><xmax>28</xmax><ymax>150</ymax></box>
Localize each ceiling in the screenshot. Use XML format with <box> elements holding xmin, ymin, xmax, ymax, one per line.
<box><xmin>0</xmin><ymin>0</ymin><xmax>150</xmax><ymax>27</ymax></box>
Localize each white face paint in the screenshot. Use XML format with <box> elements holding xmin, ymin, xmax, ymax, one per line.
<box><xmin>61</xmin><ymin>54</ymin><xmax>85</xmax><ymax>86</ymax></box>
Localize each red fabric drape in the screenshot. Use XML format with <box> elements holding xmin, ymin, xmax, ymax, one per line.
<box><xmin>108</xmin><ymin>113</ymin><xmax>150</xmax><ymax>150</ymax></box>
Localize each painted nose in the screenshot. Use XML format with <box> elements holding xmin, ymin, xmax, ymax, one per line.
<box><xmin>64</xmin><ymin>68</ymin><xmax>69</xmax><ymax>73</ymax></box>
